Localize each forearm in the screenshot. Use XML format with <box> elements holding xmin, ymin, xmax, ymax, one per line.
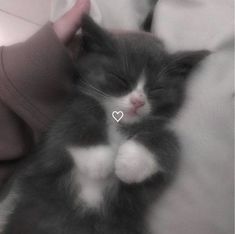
<box><xmin>0</xmin><ymin>23</ymin><xmax>76</xmax><ymax>135</ymax></box>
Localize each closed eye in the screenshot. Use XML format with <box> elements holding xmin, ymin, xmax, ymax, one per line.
<box><xmin>108</xmin><ymin>72</ymin><xmax>129</xmax><ymax>88</ymax></box>
<box><xmin>150</xmin><ymin>85</ymin><xmax>165</xmax><ymax>91</ymax></box>
<box><xmin>148</xmin><ymin>86</ymin><xmax>165</xmax><ymax>96</ymax></box>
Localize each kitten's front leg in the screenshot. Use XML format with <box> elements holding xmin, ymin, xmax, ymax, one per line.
<box><xmin>115</xmin><ymin>129</ymin><xmax>178</xmax><ymax>184</ymax></box>
<box><xmin>115</xmin><ymin>140</ymin><xmax>160</xmax><ymax>184</ymax></box>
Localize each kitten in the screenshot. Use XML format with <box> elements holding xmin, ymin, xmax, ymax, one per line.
<box><xmin>0</xmin><ymin>16</ymin><xmax>208</xmax><ymax>234</ymax></box>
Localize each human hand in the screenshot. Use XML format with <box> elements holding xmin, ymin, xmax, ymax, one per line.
<box><xmin>53</xmin><ymin>0</ymin><xmax>90</xmax><ymax>45</ymax></box>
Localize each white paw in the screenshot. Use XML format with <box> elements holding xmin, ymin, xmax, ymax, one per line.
<box><xmin>68</xmin><ymin>145</ymin><xmax>115</xmax><ymax>179</ymax></box>
<box><xmin>115</xmin><ymin>141</ymin><xmax>159</xmax><ymax>184</ymax></box>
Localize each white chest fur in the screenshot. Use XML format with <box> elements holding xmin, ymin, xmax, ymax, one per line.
<box><xmin>67</xmin><ymin>123</ymin><xmax>123</xmax><ymax>209</ymax></box>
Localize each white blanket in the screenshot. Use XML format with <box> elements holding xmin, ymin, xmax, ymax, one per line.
<box><xmin>149</xmin><ymin>38</ymin><xmax>234</xmax><ymax>234</ymax></box>
<box><xmin>51</xmin><ymin>1</ymin><xmax>234</xmax><ymax>233</ymax></box>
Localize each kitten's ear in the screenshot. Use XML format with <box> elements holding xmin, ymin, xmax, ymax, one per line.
<box><xmin>81</xmin><ymin>15</ymin><xmax>116</xmax><ymax>54</ymax></box>
<box><xmin>168</xmin><ymin>50</ymin><xmax>210</xmax><ymax>78</ymax></box>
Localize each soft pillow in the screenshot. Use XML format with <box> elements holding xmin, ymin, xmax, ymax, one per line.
<box><xmin>152</xmin><ymin>0</ymin><xmax>234</xmax><ymax>52</ymax></box>
<box><xmin>51</xmin><ymin>0</ymin><xmax>155</xmax><ymax>30</ymax></box>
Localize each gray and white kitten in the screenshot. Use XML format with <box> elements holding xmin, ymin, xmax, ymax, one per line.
<box><xmin>0</xmin><ymin>16</ymin><xmax>208</xmax><ymax>234</ymax></box>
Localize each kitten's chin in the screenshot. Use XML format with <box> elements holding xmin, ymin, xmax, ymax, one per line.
<box><xmin>120</xmin><ymin>113</ymin><xmax>143</xmax><ymax>124</ymax></box>
<box><xmin>121</xmin><ymin>107</ymin><xmax>151</xmax><ymax>124</ymax></box>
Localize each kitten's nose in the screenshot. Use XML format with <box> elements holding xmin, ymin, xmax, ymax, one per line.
<box><xmin>130</xmin><ymin>96</ymin><xmax>145</xmax><ymax>109</ymax></box>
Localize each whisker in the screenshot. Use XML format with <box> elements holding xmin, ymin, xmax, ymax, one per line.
<box><xmin>77</xmin><ymin>80</ymin><xmax>134</xmax><ymax>111</ymax></box>
<box><xmin>78</xmin><ymin>79</ymin><xmax>111</xmax><ymax>98</ymax></box>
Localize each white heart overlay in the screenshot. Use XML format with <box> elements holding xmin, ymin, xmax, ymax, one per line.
<box><xmin>112</xmin><ymin>111</ymin><xmax>124</xmax><ymax>122</ymax></box>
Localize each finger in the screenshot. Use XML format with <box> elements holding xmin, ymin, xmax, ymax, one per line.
<box><xmin>53</xmin><ymin>0</ymin><xmax>90</xmax><ymax>44</ymax></box>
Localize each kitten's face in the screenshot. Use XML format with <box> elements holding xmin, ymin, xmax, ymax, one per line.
<box><xmin>76</xmin><ymin>45</ymin><xmax>155</xmax><ymax>124</ymax></box>
<box><xmin>105</xmin><ymin>75</ymin><xmax>151</xmax><ymax>124</ymax></box>
<box><xmin>75</xmin><ymin>16</ymin><xmax>208</xmax><ymax>124</ymax></box>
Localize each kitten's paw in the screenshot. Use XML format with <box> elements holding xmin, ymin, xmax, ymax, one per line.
<box><xmin>68</xmin><ymin>145</ymin><xmax>115</xmax><ymax>179</ymax></box>
<box><xmin>115</xmin><ymin>141</ymin><xmax>159</xmax><ymax>184</ymax></box>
